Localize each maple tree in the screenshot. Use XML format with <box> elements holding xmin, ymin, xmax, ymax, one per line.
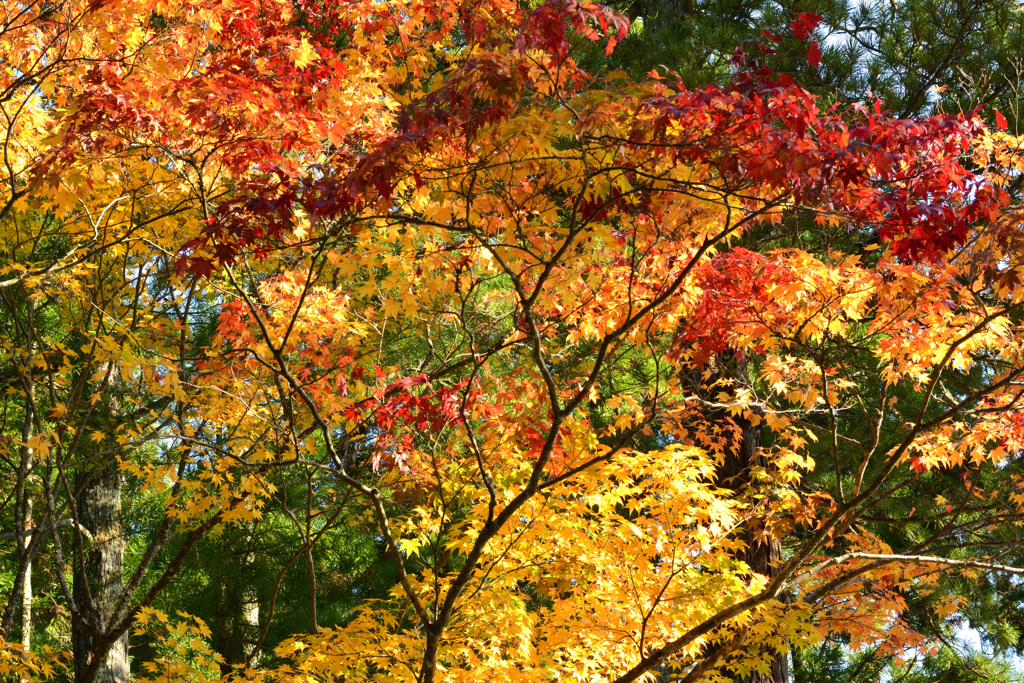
<box><xmin>586</xmin><ymin>1</ymin><xmax>1024</xmax><ymax>676</ymax></box>
<box><xmin>0</xmin><ymin>0</ymin><xmax>389</xmax><ymax>679</ymax></box>
<box><xmin>5</xmin><ymin>0</ymin><xmax>1024</xmax><ymax>682</ymax></box>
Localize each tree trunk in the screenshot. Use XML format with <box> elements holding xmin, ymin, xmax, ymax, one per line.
<box><xmin>242</xmin><ymin>586</ymin><xmax>262</xmax><ymax>666</ymax></box>
<box><xmin>717</xmin><ymin>354</ymin><xmax>788</xmax><ymax>683</ymax></box>
<box><xmin>215</xmin><ymin>577</ymin><xmax>234</xmax><ymax>677</ymax></box>
<box><xmin>18</xmin><ymin>499</ymin><xmax>33</xmax><ymax>683</ymax></box>
<box><xmin>73</xmin><ymin>459</ymin><xmax>128</xmax><ymax>683</ymax></box>
<box><xmin>12</xmin><ymin>316</ymin><xmax>35</xmax><ymax>683</ymax></box>
<box><xmin>4</xmin><ymin>302</ymin><xmax>34</xmax><ymax>644</ymax></box>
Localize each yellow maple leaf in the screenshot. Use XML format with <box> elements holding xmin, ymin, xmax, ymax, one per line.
<box><xmin>290</xmin><ymin>37</ymin><xmax>319</xmax><ymax>69</ymax></box>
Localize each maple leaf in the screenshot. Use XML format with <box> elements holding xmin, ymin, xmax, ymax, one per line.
<box><xmin>791</xmin><ymin>11</ymin><xmax>823</xmax><ymax>40</ymax></box>
<box><xmin>290</xmin><ymin>36</ymin><xmax>320</xmax><ymax>69</ymax></box>
<box><xmin>807</xmin><ymin>41</ymin><xmax>822</xmax><ymax>68</ymax></box>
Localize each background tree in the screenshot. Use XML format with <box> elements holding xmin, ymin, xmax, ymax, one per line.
<box><xmin>585</xmin><ymin>0</ymin><xmax>1024</xmax><ymax>122</ymax></box>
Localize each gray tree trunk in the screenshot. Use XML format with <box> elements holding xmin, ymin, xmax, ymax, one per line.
<box><xmin>72</xmin><ymin>459</ymin><xmax>128</xmax><ymax>683</ymax></box>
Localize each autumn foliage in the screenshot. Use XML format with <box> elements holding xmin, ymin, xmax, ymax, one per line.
<box><xmin>4</xmin><ymin>0</ymin><xmax>1024</xmax><ymax>682</ymax></box>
